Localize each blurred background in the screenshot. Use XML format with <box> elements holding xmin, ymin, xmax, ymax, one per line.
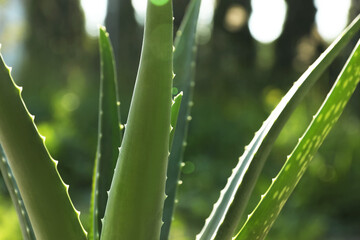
<box><xmin>1</xmin><ymin>0</ymin><xmax>360</xmax><ymax>239</ymax></box>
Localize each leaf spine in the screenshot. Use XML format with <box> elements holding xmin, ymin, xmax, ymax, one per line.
<box><xmin>40</xmin><ymin>134</ymin><xmax>46</xmax><ymax>142</ymax></box>
<box><xmin>52</xmin><ymin>159</ymin><xmax>59</xmax><ymax>166</ymax></box>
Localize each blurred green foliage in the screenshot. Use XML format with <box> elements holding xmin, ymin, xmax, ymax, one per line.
<box><xmin>1</xmin><ymin>0</ymin><xmax>360</xmax><ymax>239</ymax></box>
<box><xmin>0</xmin><ymin>195</ymin><xmax>22</xmax><ymax>240</ymax></box>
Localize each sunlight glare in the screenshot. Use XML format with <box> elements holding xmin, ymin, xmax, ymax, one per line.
<box><xmin>132</xmin><ymin>0</ymin><xmax>147</xmax><ymax>25</ymax></box>
<box><xmin>314</xmin><ymin>0</ymin><xmax>351</xmax><ymax>42</ymax></box>
<box><xmin>80</xmin><ymin>0</ymin><xmax>108</xmax><ymax>37</ymax></box>
<box><xmin>197</xmin><ymin>0</ymin><xmax>216</xmax><ymax>43</ymax></box>
<box><xmin>131</xmin><ymin>0</ymin><xmax>216</xmax><ymax>44</ymax></box>
<box><xmin>249</xmin><ymin>0</ymin><xmax>287</xmax><ymax>44</ymax></box>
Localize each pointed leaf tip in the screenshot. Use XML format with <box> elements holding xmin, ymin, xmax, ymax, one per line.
<box><xmin>98</xmin><ymin>25</ymin><xmax>106</xmax><ymax>31</ymax></box>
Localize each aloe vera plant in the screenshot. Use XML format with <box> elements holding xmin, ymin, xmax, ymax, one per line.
<box><xmin>0</xmin><ymin>0</ymin><xmax>360</xmax><ymax>239</ymax></box>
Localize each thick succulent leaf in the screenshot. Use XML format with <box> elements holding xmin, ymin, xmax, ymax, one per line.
<box><xmin>0</xmin><ymin>146</ymin><xmax>36</xmax><ymax>240</ymax></box>
<box><xmin>235</xmin><ymin>39</ymin><xmax>360</xmax><ymax>240</ymax></box>
<box><xmin>198</xmin><ymin>15</ymin><xmax>360</xmax><ymax>240</ymax></box>
<box><xmin>89</xmin><ymin>27</ymin><xmax>122</xmax><ymax>240</ymax></box>
<box><xmin>161</xmin><ymin>0</ymin><xmax>201</xmax><ymax>239</ymax></box>
<box><xmin>0</xmin><ymin>51</ymin><xmax>86</xmax><ymax>239</ymax></box>
<box><xmin>169</xmin><ymin>92</ymin><xmax>183</xmax><ymax>150</ymax></box>
<box><xmin>100</xmin><ymin>1</ymin><xmax>173</xmax><ymax>239</ymax></box>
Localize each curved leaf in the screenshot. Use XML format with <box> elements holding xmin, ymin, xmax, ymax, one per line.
<box><xmin>100</xmin><ymin>1</ymin><xmax>173</xmax><ymax>239</ymax></box>
<box><xmin>0</xmin><ymin>51</ymin><xmax>87</xmax><ymax>239</ymax></box>
<box><xmin>0</xmin><ymin>146</ymin><xmax>35</xmax><ymax>240</ymax></box>
<box><xmin>89</xmin><ymin>26</ymin><xmax>122</xmax><ymax>240</ymax></box>
<box><xmin>235</xmin><ymin>38</ymin><xmax>360</xmax><ymax>240</ymax></box>
<box><xmin>197</xmin><ymin>15</ymin><xmax>360</xmax><ymax>240</ymax></box>
<box><xmin>169</xmin><ymin>92</ymin><xmax>183</xmax><ymax>150</ymax></box>
<box><xmin>161</xmin><ymin>0</ymin><xmax>201</xmax><ymax>239</ymax></box>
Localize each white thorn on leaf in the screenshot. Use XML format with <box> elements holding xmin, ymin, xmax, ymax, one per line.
<box><xmin>53</xmin><ymin>159</ymin><xmax>59</xmax><ymax>166</ymax></box>
<box><xmin>40</xmin><ymin>135</ymin><xmax>46</xmax><ymax>142</ymax></box>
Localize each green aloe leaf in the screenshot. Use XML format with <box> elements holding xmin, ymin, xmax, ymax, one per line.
<box><xmin>235</xmin><ymin>38</ymin><xmax>360</xmax><ymax>240</ymax></box>
<box><xmin>100</xmin><ymin>0</ymin><xmax>173</xmax><ymax>239</ymax></box>
<box><xmin>198</xmin><ymin>15</ymin><xmax>360</xmax><ymax>240</ymax></box>
<box><xmin>0</xmin><ymin>146</ymin><xmax>36</xmax><ymax>240</ymax></box>
<box><xmin>169</xmin><ymin>92</ymin><xmax>183</xmax><ymax>150</ymax></box>
<box><xmin>89</xmin><ymin>27</ymin><xmax>122</xmax><ymax>240</ymax></box>
<box><xmin>161</xmin><ymin>0</ymin><xmax>201</xmax><ymax>239</ymax></box>
<box><xmin>0</xmin><ymin>50</ymin><xmax>86</xmax><ymax>239</ymax></box>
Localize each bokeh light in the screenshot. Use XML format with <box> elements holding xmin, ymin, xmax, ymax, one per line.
<box><xmin>131</xmin><ymin>0</ymin><xmax>216</xmax><ymax>43</ymax></box>
<box><xmin>314</xmin><ymin>0</ymin><xmax>351</xmax><ymax>42</ymax></box>
<box><xmin>131</xmin><ymin>0</ymin><xmax>147</xmax><ymax>25</ymax></box>
<box><xmin>80</xmin><ymin>0</ymin><xmax>108</xmax><ymax>36</ymax></box>
<box><xmin>249</xmin><ymin>0</ymin><xmax>287</xmax><ymax>44</ymax></box>
<box><xmin>224</xmin><ymin>4</ymin><xmax>247</xmax><ymax>32</ymax></box>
